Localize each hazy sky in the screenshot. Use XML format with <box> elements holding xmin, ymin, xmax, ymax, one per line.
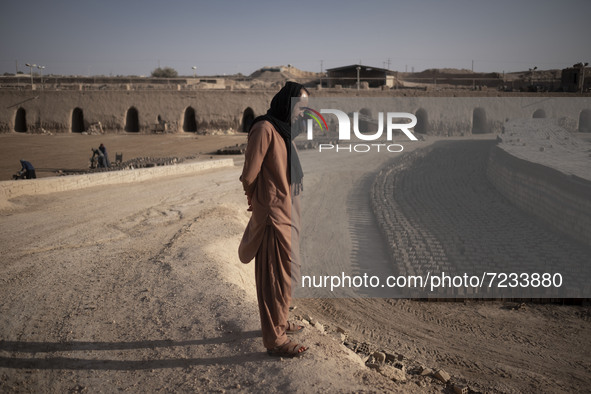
<box><xmin>1</xmin><ymin>0</ymin><xmax>589</xmax><ymax>77</ymax></box>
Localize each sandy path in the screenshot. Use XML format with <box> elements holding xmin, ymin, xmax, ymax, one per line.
<box><xmin>0</xmin><ymin>163</ymin><xmax>401</xmax><ymax>392</ymax></box>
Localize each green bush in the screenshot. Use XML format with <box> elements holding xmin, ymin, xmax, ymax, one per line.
<box><xmin>151</xmin><ymin>67</ymin><xmax>178</xmax><ymax>78</ymax></box>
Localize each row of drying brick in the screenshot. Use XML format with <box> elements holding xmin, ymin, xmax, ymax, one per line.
<box><xmin>370</xmin><ymin>140</ymin><xmax>591</xmax><ymax>298</ymax></box>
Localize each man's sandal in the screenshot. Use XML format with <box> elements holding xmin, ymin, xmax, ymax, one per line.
<box><xmin>286</xmin><ymin>321</ymin><xmax>304</xmax><ymax>334</ymax></box>
<box><xmin>267</xmin><ymin>340</ymin><xmax>308</xmax><ymax>358</ymax></box>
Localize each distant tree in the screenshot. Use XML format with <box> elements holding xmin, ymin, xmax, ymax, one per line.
<box><xmin>151</xmin><ymin>67</ymin><xmax>178</xmax><ymax>78</ymax></box>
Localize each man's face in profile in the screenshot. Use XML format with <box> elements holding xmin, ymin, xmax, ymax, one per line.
<box><xmin>291</xmin><ymin>92</ymin><xmax>309</xmax><ymax>124</ymax></box>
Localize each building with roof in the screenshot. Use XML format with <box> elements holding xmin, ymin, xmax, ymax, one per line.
<box><xmin>561</xmin><ymin>64</ymin><xmax>591</xmax><ymax>92</ymax></box>
<box><xmin>325</xmin><ymin>64</ymin><xmax>397</xmax><ymax>88</ymax></box>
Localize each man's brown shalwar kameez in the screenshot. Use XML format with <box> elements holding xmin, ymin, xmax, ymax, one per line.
<box><xmin>239</xmin><ymin>119</ymin><xmax>298</xmax><ymax>349</ymax></box>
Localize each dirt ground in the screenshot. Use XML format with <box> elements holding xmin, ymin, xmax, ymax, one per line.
<box><xmin>0</xmin><ymin>133</ymin><xmax>590</xmax><ymax>393</ymax></box>
<box><xmin>0</xmin><ymin>133</ymin><xmax>248</xmax><ymax>181</ymax></box>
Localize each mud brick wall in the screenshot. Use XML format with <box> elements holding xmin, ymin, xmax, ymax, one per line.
<box><xmin>0</xmin><ymin>90</ymin><xmax>273</xmax><ymax>134</ymax></box>
<box><xmin>487</xmin><ymin>145</ymin><xmax>591</xmax><ymax>247</ymax></box>
<box><xmin>2</xmin><ymin>92</ymin><xmax>589</xmax><ymax>136</ymax></box>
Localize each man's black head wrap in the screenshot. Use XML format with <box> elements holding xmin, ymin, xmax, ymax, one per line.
<box><xmin>249</xmin><ymin>81</ymin><xmax>308</xmax><ymax>194</ymax></box>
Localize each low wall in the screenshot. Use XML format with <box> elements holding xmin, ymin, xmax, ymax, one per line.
<box><xmin>0</xmin><ymin>158</ymin><xmax>234</xmax><ymax>209</ymax></box>
<box><xmin>486</xmin><ymin>146</ymin><xmax>591</xmax><ymax>247</ymax></box>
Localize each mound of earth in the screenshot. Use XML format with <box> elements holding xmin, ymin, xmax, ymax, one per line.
<box><xmin>249</xmin><ymin>65</ymin><xmax>320</xmax><ymax>83</ymax></box>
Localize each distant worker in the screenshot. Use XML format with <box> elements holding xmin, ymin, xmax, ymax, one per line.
<box><xmin>19</xmin><ymin>159</ymin><xmax>36</xmax><ymax>179</ymax></box>
<box><xmin>99</xmin><ymin>143</ymin><xmax>110</xmax><ymax>167</ymax></box>
<box><xmin>90</xmin><ymin>148</ymin><xmax>107</xmax><ymax>168</ymax></box>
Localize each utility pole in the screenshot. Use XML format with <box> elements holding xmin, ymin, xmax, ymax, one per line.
<box><xmin>582</xmin><ymin>63</ymin><xmax>588</xmax><ymax>94</ymax></box>
<box><xmin>529</xmin><ymin>66</ymin><xmax>537</xmax><ymax>88</ymax></box>
<box><xmin>25</xmin><ymin>63</ymin><xmax>36</xmax><ymax>89</ymax></box>
<box><xmin>38</xmin><ymin>65</ymin><xmax>45</xmax><ymax>90</ymax></box>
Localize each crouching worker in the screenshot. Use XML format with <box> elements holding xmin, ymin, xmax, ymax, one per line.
<box><xmin>90</xmin><ymin>148</ymin><xmax>107</xmax><ymax>168</ymax></box>
<box><xmin>19</xmin><ymin>159</ymin><xmax>36</xmax><ymax>179</ymax></box>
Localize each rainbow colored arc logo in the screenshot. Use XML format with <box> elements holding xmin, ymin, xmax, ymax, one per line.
<box><xmin>303</xmin><ymin>107</ymin><xmax>328</xmax><ymax>131</ymax></box>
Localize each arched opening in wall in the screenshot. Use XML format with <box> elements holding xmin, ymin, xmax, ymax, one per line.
<box><xmin>359</xmin><ymin>107</ymin><xmax>373</xmax><ymax>118</ymax></box>
<box><xmin>472</xmin><ymin>107</ymin><xmax>488</xmax><ymax>134</ymax></box>
<box><xmin>125</xmin><ymin>107</ymin><xmax>139</xmax><ymax>133</ymax></box>
<box><xmin>356</xmin><ymin>107</ymin><xmax>376</xmax><ymax>134</ymax></box>
<box><xmin>580</xmin><ymin>109</ymin><xmax>591</xmax><ymax>133</ymax></box>
<box><xmin>533</xmin><ymin>109</ymin><xmax>546</xmax><ymax>118</ymax></box>
<box><xmin>241</xmin><ymin>107</ymin><xmax>255</xmax><ymax>133</ymax></box>
<box><xmin>14</xmin><ymin>107</ymin><xmax>27</xmax><ymax>133</ymax></box>
<box><xmin>183</xmin><ymin>107</ymin><xmax>197</xmax><ymax>132</ymax></box>
<box><xmin>414</xmin><ymin>108</ymin><xmax>429</xmax><ymax>133</ymax></box>
<box><xmin>72</xmin><ymin>107</ymin><xmax>85</xmax><ymax>133</ymax></box>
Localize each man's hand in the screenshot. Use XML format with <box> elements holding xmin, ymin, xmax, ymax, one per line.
<box><xmin>246</xmin><ymin>191</ymin><xmax>253</xmax><ymax>212</ymax></box>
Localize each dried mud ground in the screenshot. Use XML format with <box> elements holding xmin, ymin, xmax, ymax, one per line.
<box><xmin>0</xmin><ymin>133</ymin><xmax>590</xmax><ymax>393</ymax></box>
<box><xmin>0</xmin><ymin>132</ymin><xmax>248</xmax><ymax>180</ymax></box>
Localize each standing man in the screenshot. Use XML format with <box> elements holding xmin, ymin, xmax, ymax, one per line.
<box><xmin>239</xmin><ymin>82</ymin><xmax>308</xmax><ymax>358</ymax></box>
<box><xmin>99</xmin><ymin>143</ymin><xmax>110</xmax><ymax>167</ymax></box>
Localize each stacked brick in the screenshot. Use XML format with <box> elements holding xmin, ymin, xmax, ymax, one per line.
<box><xmin>370</xmin><ymin>140</ymin><xmax>591</xmax><ymax>298</ymax></box>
